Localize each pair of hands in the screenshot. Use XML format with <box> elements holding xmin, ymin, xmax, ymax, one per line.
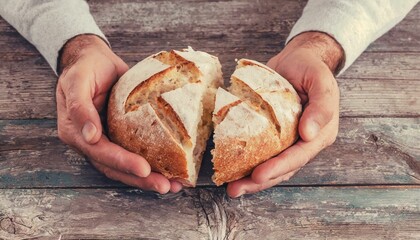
<box><xmin>56</xmin><ymin>32</ymin><xmax>343</xmax><ymax>197</ymax></box>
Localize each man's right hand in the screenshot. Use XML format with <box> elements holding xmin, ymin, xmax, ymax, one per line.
<box><xmin>56</xmin><ymin>35</ymin><xmax>182</xmax><ymax>194</ymax></box>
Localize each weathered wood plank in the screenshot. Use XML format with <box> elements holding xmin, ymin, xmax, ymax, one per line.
<box><xmin>119</xmin><ymin>52</ymin><xmax>420</xmax><ymax>82</ymax></box>
<box><xmin>0</xmin><ymin>187</ymin><xmax>419</xmax><ymax>239</ymax></box>
<box><xmin>368</xmin><ymin>18</ymin><xmax>420</xmax><ymax>52</ymax></box>
<box><xmin>0</xmin><ymin>0</ymin><xmax>419</xmax><ymax>55</ymax></box>
<box><xmin>339</xmin><ymin>52</ymin><xmax>420</xmax><ymax>80</ymax></box>
<box><xmin>0</xmin><ymin>2</ymin><xmax>419</xmax><ymax>119</ymax></box>
<box><xmin>90</xmin><ymin>0</ymin><xmax>420</xmax><ymax>53</ymax></box>
<box><xmin>0</xmin><ymin>188</ymin><xmax>206</xmax><ymax>239</ymax></box>
<box><xmin>338</xmin><ymin>78</ymin><xmax>420</xmax><ymax>117</ymax></box>
<box><xmin>1</xmin><ymin>57</ymin><xmax>419</xmax><ymax>120</ymax></box>
<box><xmin>1</xmin><ymin>118</ymin><xmax>419</xmax><ymax>188</ymax></box>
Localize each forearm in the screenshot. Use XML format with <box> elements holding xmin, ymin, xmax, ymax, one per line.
<box><xmin>0</xmin><ymin>0</ymin><xmax>107</xmax><ymax>74</ymax></box>
<box><xmin>287</xmin><ymin>0</ymin><xmax>419</xmax><ymax>74</ymax></box>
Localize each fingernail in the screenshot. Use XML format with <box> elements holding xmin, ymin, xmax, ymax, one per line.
<box><xmin>136</xmin><ymin>162</ymin><xmax>151</xmax><ymax>178</ymax></box>
<box><xmin>136</xmin><ymin>169</ymin><xmax>148</xmax><ymax>178</ymax></box>
<box><xmin>170</xmin><ymin>181</ymin><xmax>183</xmax><ymax>193</ymax></box>
<box><xmin>233</xmin><ymin>190</ymin><xmax>246</xmax><ymax>198</ymax></box>
<box><xmin>308</xmin><ymin>121</ymin><xmax>320</xmax><ymax>139</ymax></box>
<box><xmin>82</xmin><ymin>121</ymin><xmax>97</xmax><ymax>143</ymax></box>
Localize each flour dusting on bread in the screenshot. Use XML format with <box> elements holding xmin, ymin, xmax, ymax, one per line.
<box><xmin>108</xmin><ymin>47</ymin><xmax>222</xmax><ymax>187</ymax></box>
<box><xmin>212</xmin><ymin>59</ymin><xmax>302</xmax><ymax>186</ymax></box>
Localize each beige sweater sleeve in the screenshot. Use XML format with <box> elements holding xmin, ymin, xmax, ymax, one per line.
<box><xmin>0</xmin><ymin>0</ymin><xmax>107</xmax><ymax>74</ymax></box>
<box><xmin>287</xmin><ymin>0</ymin><xmax>419</xmax><ymax>74</ymax></box>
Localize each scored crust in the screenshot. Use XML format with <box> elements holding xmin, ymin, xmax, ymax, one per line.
<box><xmin>212</xmin><ymin>59</ymin><xmax>302</xmax><ymax>186</ymax></box>
<box><xmin>212</xmin><ymin>102</ymin><xmax>282</xmax><ymax>186</ymax></box>
<box><xmin>108</xmin><ymin>48</ymin><xmax>222</xmax><ymax>187</ymax></box>
<box><xmin>108</xmin><ymin>103</ymin><xmax>189</xmax><ymax>180</ymax></box>
<box><xmin>233</xmin><ymin>59</ymin><xmax>301</xmax><ymax>148</ymax></box>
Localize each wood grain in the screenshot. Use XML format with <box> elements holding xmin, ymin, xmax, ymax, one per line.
<box><xmin>0</xmin><ymin>2</ymin><xmax>419</xmax><ymax>119</ymax></box>
<box><xmin>1</xmin><ymin>118</ymin><xmax>419</xmax><ymax>188</ymax></box>
<box><xmin>0</xmin><ymin>0</ymin><xmax>419</xmax><ymax>55</ymax></box>
<box><xmin>1</xmin><ymin>55</ymin><xmax>419</xmax><ymax>119</ymax></box>
<box><xmin>0</xmin><ymin>187</ymin><xmax>419</xmax><ymax>239</ymax></box>
<box><xmin>0</xmin><ymin>0</ymin><xmax>419</xmax><ymax>238</ymax></box>
<box><xmin>338</xmin><ymin>78</ymin><xmax>420</xmax><ymax>117</ymax></box>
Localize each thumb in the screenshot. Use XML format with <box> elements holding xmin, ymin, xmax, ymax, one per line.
<box><xmin>63</xmin><ymin>71</ymin><xmax>102</xmax><ymax>144</ymax></box>
<box><xmin>299</xmin><ymin>66</ymin><xmax>338</xmax><ymax>142</ymax></box>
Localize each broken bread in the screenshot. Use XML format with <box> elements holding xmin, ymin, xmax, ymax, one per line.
<box><xmin>212</xmin><ymin>59</ymin><xmax>302</xmax><ymax>186</ymax></box>
<box><xmin>107</xmin><ymin>47</ymin><xmax>223</xmax><ymax>187</ymax></box>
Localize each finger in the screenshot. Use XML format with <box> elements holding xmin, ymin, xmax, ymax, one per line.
<box><xmin>80</xmin><ymin>135</ymin><xmax>151</xmax><ymax>178</ymax></box>
<box><xmin>56</xmin><ymin>85</ymin><xmax>77</xmax><ymax>144</ymax></box>
<box><xmin>299</xmin><ymin>65</ymin><xmax>338</xmax><ymax>141</ymax></box>
<box><xmin>112</xmin><ymin>55</ymin><xmax>129</xmax><ymax>78</ymax></box>
<box><xmin>251</xmin><ymin>139</ymin><xmax>323</xmax><ymax>184</ymax></box>
<box><xmin>91</xmin><ymin>56</ymin><xmax>128</xmax><ymax>111</ymax></box>
<box><xmin>91</xmin><ymin>161</ymin><xmax>170</xmax><ymax>194</ymax></box>
<box><xmin>266</xmin><ymin>56</ymin><xmax>278</xmax><ymax>70</ymax></box>
<box><xmin>169</xmin><ymin>180</ymin><xmax>183</xmax><ymax>193</ymax></box>
<box><xmin>61</xmin><ymin>70</ymin><xmax>102</xmax><ymax>144</ymax></box>
<box><xmin>227</xmin><ymin>170</ymin><xmax>298</xmax><ymax>198</ymax></box>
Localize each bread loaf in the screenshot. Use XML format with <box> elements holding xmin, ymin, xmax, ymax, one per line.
<box><xmin>108</xmin><ymin>49</ymin><xmax>301</xmax><ymax>187</ymax></box>
<box><xmin>107</xmin><ymin>47</ymin><xmax>223</xmax><ymax>187</ymax></box>
<box><xmin>211</xmin><ymin>59</ymin><xmax>302</xmax><ymax>186</ymax></box>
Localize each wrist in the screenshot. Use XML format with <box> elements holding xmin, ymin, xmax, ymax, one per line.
<box><xmin>286</xmin><ymin>32</ymin><xmax>344</xmax><ymax>75</ymax></box>
<box><xmin>58</xmin><ymin>34</ymin><xmax>109</xmax><ymax>74</ymax></box>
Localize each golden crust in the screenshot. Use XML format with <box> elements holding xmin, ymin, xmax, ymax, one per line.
<box><xmin>107</xmin><ymin>49</ymin><xmax>222</xmax><ymax>187</ymax></box>
<box><xmin>237</xmin><ymin>58</ymin><xmax>276</xmax><ymax>74</ymax></box>
<box><xmin>108</xmin><ymin>101</ymin><xmax>190</xmax><ymax>183</ymax></box>
<box><xmin>212</xmin><ymin>124</ymin><xmax>283</xmax><ymax>186</ymax></box>
<box><xmin>230</xmin><ymin>76</ymin><xmax>282</xmax><ymax>134</ymax></box>
<box><xmin>211</xmin><ymin>59</ymin><xmax>301</xmax><ymax>186</ymax></box>
<box><xmin>212</xmin><ymin>113</ymin><xmax>299</xmax><ymax>186</ymax></box>
<box><xmin>107</xmin><ymin>51</ymin><xmax>194</xmax><ymax>183</ymax></box>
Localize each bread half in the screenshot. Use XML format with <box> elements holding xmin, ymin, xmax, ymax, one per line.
<box><xmin>212</xmin><ymin>59</ymin><xmax>302</xmax><ymax>186</ymax></box>
<box><xmin>108</xmin><ymin>47</ymin><xmax>223</xmax><ymax>187</ymax></box>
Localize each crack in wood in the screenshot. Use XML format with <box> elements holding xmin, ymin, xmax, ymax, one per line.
<box><xmin>195</xmin><ymin>189</ymin><xmax>239</xmax><ymax>240</ymax></box>
<box><xmin>392</xmin><ymin>148</ymin><xmax>420</xmax><ymax>177</ymax></box>
<box><xmin>366</xmin><ymin>130</ymin><xmax>420</xmax><ymax>178</ymax></box>
<box><xmin>196</xmin><ymin>190</ymin><xmax>212</xmax><ymax>237</ymax></box>
<box><xmin>0</xmin><ymin>216</ymin><xmax>16</xmax><ymax>234</ymax></box>
<box><xmin>369</xmin><ymin>134</ymin><xmax>380</xmax><ymax>150</ymax></box>
<box><xmin>0</xmin><ymin>216</ymin><xmax>32</xmax><ymax>235</ymax></box>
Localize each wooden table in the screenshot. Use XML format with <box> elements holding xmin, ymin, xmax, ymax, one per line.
<box><xmin>1</xmin><ymin>1</ymin><xmax>419</xmax><ymax>239</ymax></box>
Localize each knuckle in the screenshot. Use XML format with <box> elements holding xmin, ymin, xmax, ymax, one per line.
<box><xmin>256</xmin><ymin>184</ymin><xmax>266</xmax><ymax>193</ymax></box>
<box><xmin>57</xmin><ymin>124</ymin><xmax>73</xmax><ymax>145</ymax></box>
<box><xmin>113</xmin><ymin>150</ymin><xmax>127</xmax><ymax>173</ymax></box>
<box><xmin>67</xmin><ymin>100</ymin><xmax>83</xmax><ymax>115</ymax></box>
<box><xmin>57</xmin><ymin>127</ymin><xmax>66</xmax><ymax>142</ymax></box>
<box><xmin>321</xmin><ymin>133</ymin><xmax>337</xmax><ymax>149</ymax></box>
<box><xmin>102</xmin><ymin>167</ymin><xmax>115</xmax><ymax>180</ymax></box>
<box><xmin>282</xmin><ymin>174</ymin><xmax>292</xmax><ymax>182</ymax></box>
<box><xmin>148</xmin><ymin>182</ymin><xmax>159</xmax><ymax>192</ymax></box>
<box><xmin>295</xmin><ymin>144</ymin><xmax>313</xmax><ymax>165</ymax></box>
<box><xmin>285</xmin><ymin>160</ymin><xmax>294</xmax><ymax>173</ymax></box>
<box><xmin>135</xmin><ymin>179</ymin><xmax>152</xmax><ymax>191</ymax></box>
<box><xmin>326</xmin><ymin>127</ymin><xmax>339</xmax><ymax>147</ymax></box>
<box><xmin>328</xmin><ymin>134</ymin><xmax>338</xmax><ymax>146</ymax></box>
<box><xmin>320</xmin><ymin>107</ymin><xmax>335</xmax><ymax>123</ymax></box>
<box><xmin>321</xmin><ymin>138</ymin><xmax>330</xmax><ymax>149</ymax></box>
